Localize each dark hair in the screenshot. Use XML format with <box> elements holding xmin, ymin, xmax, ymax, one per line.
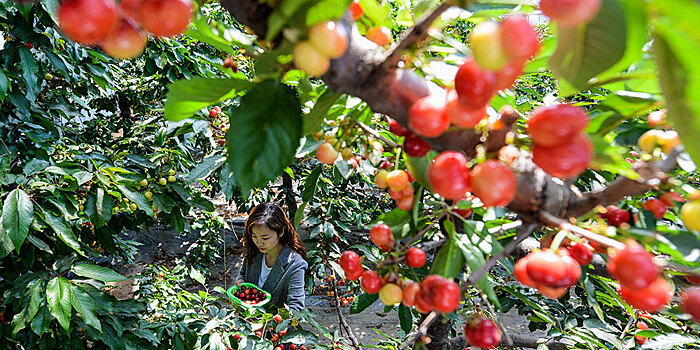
<box><xmin>242</xmin><ymin>202</ymin><xmax>306</xmax><ymax>261</ymax></box>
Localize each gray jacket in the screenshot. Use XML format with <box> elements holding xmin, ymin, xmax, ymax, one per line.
<box><xmin>236</xmin><ymin>245</ymin><xmax>308</xmax><ymax>312</ymax></box>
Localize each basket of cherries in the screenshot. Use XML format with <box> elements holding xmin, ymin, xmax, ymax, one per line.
<box><xmin>227</xmin><ymin>283</ymin><xmax>271</xmax><ymax>314</ymax></box>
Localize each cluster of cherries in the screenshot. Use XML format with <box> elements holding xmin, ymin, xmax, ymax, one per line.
<box><xmin>608</xmin><ymin>242</ymin><xmax>672</xmax><ymax>312</ymax></box>
<box><xmin>373</xmin><ymin>169</ymin><xmax>416</xmax><ymax>211</ymax></box>
<box><xmin>232</xmin><ymin>285</ymin><xmax>268</xmax><ymax>305</ymax></box>
<box><xmin>515</xmin><ymin>247</ymin><xmax>583</xmax><ymax>299</ymax></box>
<box><xmin>527</xmin><ymin>104</ymin><xmax>592</xmax><ymax>179</ymax></box>
<box><xmin>293</xmin><ymin>20</ymin><xmax>348</xmax><ymax>77</ymax></box>
<box><xmin>57</xmin><ymin>0</ymin><xmax>193</xmax><ymax>59</ymax></box>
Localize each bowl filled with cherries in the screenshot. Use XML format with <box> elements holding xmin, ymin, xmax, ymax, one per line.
<box><xmin>227</xmin><ymin>283</ymin><xmax>271</xmax><ymax>314</ymax></box>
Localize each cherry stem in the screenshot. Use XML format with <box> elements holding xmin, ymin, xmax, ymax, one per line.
<box><xmin>549</xmin><ymin>229</ymin><xmax>569</xmax><ymax>251</ymax></box>
<box><xmin>540</xmin><ymin>212</ymin><xmax>626</xmax><ymax>250</ymax></box>
<box><xmin>351</xmin><ymin>117</ymin><xmax>397</xmax><ymax>149</ymax></box>
<box><xmin>330</xmin><ymin>268</ymin><xmax>359</xmax><ymax>348</ymax></box>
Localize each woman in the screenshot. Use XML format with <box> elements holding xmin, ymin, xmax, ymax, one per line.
<box><xmin>235</xmin><ymin>202</ymin><xmax>308</xmax><ymax>312</ymax></box>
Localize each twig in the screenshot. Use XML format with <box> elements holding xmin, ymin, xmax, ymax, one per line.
<box><xmin>351</xmin><ymin>117</ymin><xmax>397</xmax><ymax>150</ymax></box>
<box><xmin>539</xmin><ymin>212</ymin><xmax>626</xmax><ymax>250</ymax></box>
<box><xmin>331</xmin><ymin>270</ymin><xmax>359</xmax><ymax>348</ymax></box>
<box><xmin>399</xmin><ymin>311</ymin><xmax>440</xmax><ymax>350</ymax></box>
<box><xmin>487</xmin><ymin>220</ymin><xmax>523</xmax><ymax>235</ymax></box>
<box><xmin>380</xmin><ymin>0</ymin><xmax>458</xmax><ymax>69</ymax></box>
<box><xmin>482</xmin><ymin>293</ymin><xmax>513</xmax><ymax>346</ymax></box>
<box><xmin>619</xmin><ymin>314</ymin><xmax>636</xmax><ymax>340</ymax></box>
<box><xmin>463</xmin><ymin>223</ymin><xmax>537</xmax><ymax>290</ymax></box>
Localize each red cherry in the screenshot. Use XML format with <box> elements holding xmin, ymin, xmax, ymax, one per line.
<box><xmin>514</xmin><ymin>255</ymin><xmax>537</xmax><ymax>287</ymax></box>
<box><xmin>538</xmin><ymin>285</ymin><xmax>568</xmax><ymax>299</ymax></box>
<box><xmin>568</xmin><ymin>242</ymin><xmax>593</xmax><ymax>266</ymax></box>
<box><xmin>431</xmin><ymin>279</ymin><xmax>460</xmax><ymax>313</ymax></box>
<box><xmin>405</xmin><ymin>247</ymin><xmax>426</xmax><ymax>268</ymax></box>
<box><xmin>452</xmin><ymin>194</ymin><xmax>474</xmax><ymax>217</ymax></box>
<box><xmin>470</xmin><ymin>160</ymin><xmax>516</xmax><ymax>207</ymax></box>
<box><xmin>446</xmin><ymin>89</ymin><xmax>488</xmax><ymax>129</ymax></box>
<box><xmin>349</xmin><ymin>0</ymin><xmax>363</xmax><ymax>21</ymax></box>
<box><xmin>403</xmin><ymin>134</ymin><xmax>431</xmax><ymax>158</ymax></box>
<box><xmin>608</xmin><ymin>242</ymin><xmax>658</xmax><ymax>291</ymax></box>
<box><xmin>369</xmin><ymin>224</ymin><xmax>394</xmax><ymax>247</ymax></box>
<box><xmin>556</xmin><ymin>253</ymin><xmax>581</xmax><ymax>287</ymax></box>
<box><xmin>366</xmin><ymin>26</ymin><xmax>391</xmax><ymax>46</ymax></box>
<box><xmin>644</xmin><ymin>198</ymin><xmax>667</xmax><ymax>219</ymax></box>
<box><xmin>119</xmin><ymin>0</ymin><xmax>143</xmax><ymax>22</ymax></box>
<box><xmin>681</xmin><ymin>287</ymin><xmax>700</xmax><ymax>323</ymax></box>
<box><xmin>346</xmin><ymin>267</ymin><xmax>363</xmax><ymax>281</ymax></box>
<box><xmin>660</xmin><ymin>191</ymin><xmax>685</xmax><ymax>207</ymax></box>
<box><xmin>620</xmin><ymin>277</ymin><xmax>672</xmax><ymax>312</ymax></box>
<box><xmin>100</xmin><ymin>17</ymin><xmax>147</xmax><ymax>59</ymax></box>
<box><xmin>388</xmin><ymin>118</ymin><xmax>411</xmax><ymax>137</ymax></box>
<box><xmin>464</xmin><ymin>315</ymin><xmax>502</xmax><ymax>349</ymax></box>
<box><xmin>532</xmin><ymin>133</ymin><xmax>592</xmax><ymax>179</ymax></box>
<box><xmin>396</xmin><ymin>195</ymin><xmax>414</xmax><ymax>212</ymax></box>
<box><xmin>635</xmin><ymin>321</ymin><xmax>649</xmax><ymax>345</ymax></box>
<box><xmin>500</xmin><ymin>14</ymin><xmax>540</xmax><ymax>63</ymax></box>
<box><xmin>273</xmin><ymin>314</ymin><xmax>282</xmax><ymax>322</ymax></box>
<box><xmin>401</xmin><ymin>282</ymin><xmax>420</xmax><ymax>307</ymax></box>
<box><xmin>289</xmin><ymin>345</ymin><xmax>297</xmax><ymax>350</ymax></box>
<box><xmin>340</xmin><ymin>251</ymin><xmax>361</xmax><ymax>273</ymax></box>
<box><xmin>647</xmin><ymin>109</ymin><xmax>666</xmax><ymax>128</ymax></box>
<box><xmin>527</xmin><ymin>104</ymin><xmax>588</xmax><ymax>147</ymax></box>
<box><xmin>361</xmin><ymin>270</ymin><xmax>384</xmax><ymax>294</ymax></box>
<box><xmin>58</xmin><ymin>0</ymin><xmax>118</xmax><ymax>45</ymax></box>
<box><xmin>494</xmin><ymin>61</ymin><xmax>523</xmax><ymax>90</ymax></box>
<box><xmin>210</xmin><ymin>109</ymin><xmax>218</xmax><ymax>117</ymax></box>
<box><xmin>408</xmin><ymin>94</ymin><xmax>450</xmax><ymax>138</ymax></box>
<box><xmin>24</xmin><ymin>42</ymin><xmax>33</xmax><ymax>49</ymax></box>
<box><xmin>233</xmin><ymin>334</ymin><xmax>241</xmax><ymax>341</ymax></box>
<box><xmin>605</xmin><ymin>206</ymin><xmax>630</xmax><ymax>227</ymax></box>
<box><xmin>138</xmin><ymin>0</ymin><xmax>193</xmax><ymax>38</ymax></box>
<box><xmin>454</xmin><ymin>58</ymin><xmax>497</xmax><ymax>109</ymax></box>
<box><xmin>540</xmin><ymin>0</ymin><xmax>602</xmax><ymax>28</ymax></box>
<box><xmin>526</xmin><ymin>250</ymin><xmax>566</xmax><ymax>286</ymax></box>
<box><xmin>427</xmin><ymin>151</ymin><xmax>471</xmax><ymax>200</ymax></box>
<box><xmin>686</xmin><ymin>275</ymin><xmax>700</xmax><ymax>284</ymax></box>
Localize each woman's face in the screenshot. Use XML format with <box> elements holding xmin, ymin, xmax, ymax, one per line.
<box><xmin>251</xmin><ymin>224</ymin><xmax>282</xmax><ymax>254</ymax></box>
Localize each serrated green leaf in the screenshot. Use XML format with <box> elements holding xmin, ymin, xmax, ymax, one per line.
<box><xmin>72</xmin><ymin>264</ymin><xmax>128</xmax><ymax>282</ymax></box>
<box><xmin>43</xmin><ymin>210</ymin><xmax>84</xmax><ymax>256</ymax></box>
<box><xmin>350</xmin><ymin>293</ymin><xmax>378</xmax><ymax>314</ymax></box>
<box><xmin>225</xmin><ymin>80</ymin><xmax>302</xmax><ymax>196</ymax></box>
<box><xmin>398</xmin><ymin>304</ymin><xmax>413</xmax><ymax>333</ymax></box>
<box><xmin>164</xmin><ymin>77</ymin><xmax>252</xmax><ymax>122</ymax></box>
<box><xmin>2</xmin><ymin>189</ymin><xmax>34</xmax><ymax>251</ymax></box>
<box><xmin>18</xmin><ymin>45</ymin><xmax>39</xmax><ymax>102</ymax></box>
<box><xmin>431</xmin><ymin>236</ymin><xmax>464</xmax><ymax>278</ymax></box>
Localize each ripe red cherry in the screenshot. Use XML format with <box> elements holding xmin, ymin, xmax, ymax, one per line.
<box><xmin>608</xmin><ymin>242</ymin><xmax>658</xmax><ymax>290</ymax></box>
<box><xmin>58</xmin><ymin>0</ymin><xmax>118</xmax><ymax>45</ymax></box>
<box><xmin>273</xmin><ymin>314</ymin><xmax>282</xmax><ymax>322</ymax></box>
<box><xmin>366</xmin><ymin>26</ymin><xmax>391</xmax><ymax>46</ymax></box>
<box><xmin>349</xmin><ymin>0</ymin><xmax>363</xmax><ymax>21</ymax></box>
<box><xmin>470</xmin><ymin>160</ymin><xmax>516</xmax><ymax>207</ymax></box>
<box><xmin>681</xmin><ymin>287</ymin><xmax>700</xmax><ymax>323</ymax></box>
<box><xmin>428</xmin><ymin>151</ymin><xmax>471</xmax><ymax>200</ymax></box>
<box><xmin>635</xmin><ymin>321</ymin><xmax>649</xmax><ymax>345</ymax></box>
<box><xmin>290</xmin><ymin>345</ymin><xmax>297</xmax><ymax>350</ymax></box>
<box><xmin>660</xmin><ymin>191</ymin><xmax>685</xmax><ymax>207</ymax></box>
<box><xmin>432</xmin><ymin>279</ymin><xmax>460</xmax><ymax>313</ymax></box>
<box><xmin>346</xmin><ymin>267</ymin><xmax>363</xmax><ymax>281</ymax></box>
<box><xmin>403</xmin><ymin>134</ymin><xmax>431</xmax><ymax>158</ymax></box>
<box><xmin>539</xmin><ymin>0</ymin><xmax>602</xmax><ymax>28</ymax></box>
<box><xmin>454</xmin><ymin>58</ymin><xmax>497</xmax><ymax>109</ymax></box>
<box><xmin>527</xmin><ymin>104</ymin><xmax>588</xmax><ymax>147</ymax></box>
<box><xmin>340</xmin><ymin>250</ymin><xmax>361</xmax><ymax>273</ymax></box>
<box><xmin>500</xmin><ymin>14</ymin><xmax>540</xmax><ymax>63</ymax></box>
<box><xmin>605</xmin><ymin>205</ymin><xmax>630</xmax><ymax>227</ymax></box>
<box><xmin>361</xmin><ymin>270</ymin><xmax>384</xmax><ymax>294</ymax></box>
<box><xmin>687</xmin><ymin>275</ymin><xmax>700</xmax><ymax>284</ymax></box>
<box><xmin>464</xmin><ymin>315</ymin><xmax>502</xmax><ymax>349</ymax></box>
<box><xmin>619</xmin><ymin>277</ymin><xmax>672</xmax><ymax>312</ymax></box>
<box><xmin>316</xmin><ymin>142</ymin><xmax>339</xmax><ymax>164</ymax></box>
<box><xmin>514</xmin><ymin>255</ymin><xmax>537</xmax><ymax>287</ymax></box>
<box><xmin>138</xmin><ymin>0</ymin><xmax>193</xmax><ymax>38</ymax></box>
<box><xmin>532</xmin><ymin>133</ymin><xmax>592</xmax><ymax>179</ymax></box>
<box><xmin>388</xmin><ymin>118</ymin><xmax>411</xmax><ymax>137</ymax></box>
<box><xmin>526</xmin><ymin>250</ymin><xmax>566</xmax><ymax>286</ymax></box>
<box><xmin>405</xmin><ymin>247</ymin><xmax>426</xmax><ymax>268</ymax></box>
<box><xmin>556</xmin><ymin>253</ymin><xmax>581</xmax><ymax>287</ymax></box>
<box><xmin>370</xmin><ymin>224</ymin><xmax>393</xmax><ymax>247</ymax></box>
<box><xmin>100</xmin><ymin>18</ymin><xmax>147</xmax><ymax>59</ymax></box>
<box><xmin>120</xmin><ymin>0</ymin><xmax>143</xmax><ymax>21</ymax></box>
<box><xmin>446</xmin><ymin>89</ymin><xmax>488</xmax><ymax>128</ymax></box>
<box><xmin>402</xmin><ymin>282</ymin><xmax>420</xmax><ymax>307</ymax></box>
<box><xmin>408</xmin><ymin>94</ymin><xmax>450</xmax><ymax>138</ymax></box>
<box><xmin>568</xmin><ymin>242</ymin><xmax>593</xmax><ymax>266</ymax></box>
<box><xmin>644</xmin><ymin>198</ymin><xmax>667</xmax><ymax>220</ymax></box>
<box><xmin>647</xmin><ymin>109</ymin><xmax>666</xmax><ymax>128</ymax></box>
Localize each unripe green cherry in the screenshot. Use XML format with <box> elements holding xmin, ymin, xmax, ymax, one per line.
<box><xmin>158</xmin><ymin>177</ymin><xmax>168</xmax><ymax>186</ymax></box>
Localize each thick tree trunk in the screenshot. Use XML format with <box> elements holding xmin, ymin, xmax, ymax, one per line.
<box><xmin>282</xmin><ymin>170</ymin><xmax>297</xmax><ymax>220</ymax></box>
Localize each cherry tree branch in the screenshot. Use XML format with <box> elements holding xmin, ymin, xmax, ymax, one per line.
<box><xmin>330</xmin><ymin>269</ymin><xmax>360</xmax><ymax>348</ymax></box>
<box><xmin>399</xmin><ymin>311</ymin><xmax>440</xmax><ymax>350</ymax></box>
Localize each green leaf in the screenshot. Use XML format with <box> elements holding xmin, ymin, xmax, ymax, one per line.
<box><xmin>582</xmin><ymin>273</ymin><xmax>606</xmax><ymax>322</ymax></box>
<box><xmin>431</xmin><ymin>236</ymin><xmax>464</xmax><ymax>279</ymax></box>
<box><xmin>279</xmin><ymin>329</ymin><xmax>319</xmax><ymax>345</ymax></box>
<box><xmin>0</xmin><ymin>69</ymin><xmax>7</xmax><ymax>100</ymax></box>
<box><xmin>303</xmin><ymin>90</ymin><xmax>342</xmax><ymax>134</ymax></box>
<box><xmin>18</xmin><ymin>45</ymin><xmax>39</xmax><ymax>102</ymax></box>
<box><xmin>116</xmin><ymin>185</ymin><xmax>153</xmax><ymax>216</ymax></box>
<box><xmin>186</xmin><ymin>12</ymin><xmax>255</xmax><ymax>54</ymax></box>
<box><xmin>30</xmin><ymin>303</ymin><xmax>52</xmax><ymax>336</ymax></box>
<box><xmin>186</xmin><ymin>154</ymin><xmax>226</xmax><ymax>184</ymax></box>
<box><xmin>455</xmin><ymin>234</ymin><xmax>500</xmax><ymax>308</ymax></box>
<box><xmin>350</xmin><ymin>293</ymin><xmax>378</xmax><ymax>314</ymax></box>
<box><xmin>84</xmin><ymin>188</ymin><xmax>113</xmax><ymax>228</ymax></box>
<box><xmin>398</xmin><ymin>304</ymin><xmax>413</xmax><ymax>333</ymax></box>
<box><xmin>70</xmin><ymin>284</ymin><xmax>101</xmax><ymax>333</ymax></box>
<box><xmin>266</xmin><ymin>0</ymin><xmax>317</xmax><ymax>41</ymax></box>
<box><xmin>164</xmin><ymin>77</ymin><xmax>252</xmax><ymax>122</ymax></box>
<box><xmin>225</xmin><ymin>80</ymin><xmax>302</xmax><ymax>196</ymax></box>
<box><xmin>2</xmin><ymin>189</ymin><xmax>34</xmax><ymax>251</ymax></box>
<box><xmin>358</xmin><ymin>0</ymin><xmax>391</xmax><ymax>26</ymax></box>
<box><xmin>374</xmin><ymin>208</ymin><xmax>411</xmax><ymax>240</ymax></box>
<box><xmin>190</xmin><ymin>267</ymin><xmax>206</xmax><ymax>285</ymax></box>
<box><xmin>12</xmin><ymin>278</ymin><xmax>44</xmax><ymax>335</ymax></box>
<box><xmin>46</xmin><ymin>277</ymin><xmax>72</xmax><ymax>332</ymax></box>
<box><xmin>652</xmin><ymin>0</ymin><xmax>700</xmax><ymax>163</ymax></box>
<box><xmin>642</xmin><ymin>334</ymin><xmax>700</xmax><ymax>349</ymax></box>
<box><xmin>405</xmin><ymin>152</ymin><xmax>434</xmax><ymax>192</ymax></box>
<box><xmin>301</xmin><ymin>166</ymin><xmax>322</xmax><ymax>202</ymax></box>
<box><xmin>43</xmin><ymin>210</ymin><xmax>84</xmax><ymax>256</ymax></box>
<box><xmin>219</xmin><ymin>160</ymin><xmax>237</xmax><ymax>201</ymax></box>
<box><xmin>549</xmin><ymin>0</ymin><xmax>628</xmax><ymax>90</ymax></box>
<box><xmin>72</xmin><ymin>264</ymin><xmax>129</xmax><ymax>282</ymax></box>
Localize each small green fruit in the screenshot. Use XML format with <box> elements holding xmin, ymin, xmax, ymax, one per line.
<box><xmin>45</xmin><ymin>73</ymin><xmax>54</xmax><ymax>80</ymax></box>
<box><xmin>158</xmin><ymin>178</ymin><xmax>168</xmax><ymax>186</ymax></box>
<box><xmin>139</xmin><ymin>179</ymin><xmax>149</xmax><ymax>187</ymax></box>
<box><xmin>144</xmin><ymin>191</ymin><xmax>153</xmax><ymax>201</ymax></box>
<box><xmin>168</xmin><ymin>176</ymin><xmax>176</xmax><ymax>182</ymax></box>
<box><xmin>129</xmin><ymin>203</ymin><xmax>138</xmax><ymax>211</ymax></box>
<box><xmin>168</xmin><ymin>169</ymin><xmax>177</xmax><ymax>176</ymax></box>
